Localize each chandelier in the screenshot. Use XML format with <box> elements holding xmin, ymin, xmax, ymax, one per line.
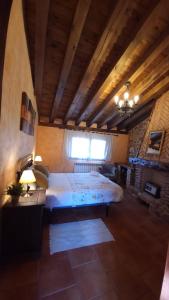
<box><xmin>114</xmin><ymin>81</ymin><xmax>139</xmax><ymax>115</ymax></box>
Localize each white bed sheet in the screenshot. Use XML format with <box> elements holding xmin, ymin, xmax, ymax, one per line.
<box><xmin>46</xmin><ymin>172</ymin><xmax>123</xmax><ymax>209</ymax></box>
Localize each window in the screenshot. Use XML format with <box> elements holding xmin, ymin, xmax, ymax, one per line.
<box><xmin>90</xmin><ymin>139</ymin><xmax>106</xmax><ymax>160</ymax></box>
<box><xmin>65</xmin><ymin>130</ymin><xmax>112</xmax><ymax>161</ymax></box>
<box><xmin>71</xmin><ymin>137</ymin><xmax>89</xmax><ymax>159</ymax></box>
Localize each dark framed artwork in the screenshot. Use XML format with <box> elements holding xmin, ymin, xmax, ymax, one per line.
<box><xmin>147</xmin><ymin>130</ymin><xmax>165</xmax><ymax>155</ymax></box>
<box><xmin>20</xmin><ymin>92</ymin><xmax>36</xmax><ymax>136</ymax></box>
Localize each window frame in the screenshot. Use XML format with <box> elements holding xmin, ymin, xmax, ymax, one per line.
<box><xmin>65</xmin><ymin>130</ymin><xmax>112</xmax><ymax>162</ymax></box>
<box><xmin>70</xmin><ymin>136</ymin><xmax>107</xmax><ymax>161</ymax></box>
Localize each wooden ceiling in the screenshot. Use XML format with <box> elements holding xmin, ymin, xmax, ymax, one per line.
<box><xmin>23</xmin><ymin>0</ymin><xmax>169</xmax><ymax>133</ymax></box>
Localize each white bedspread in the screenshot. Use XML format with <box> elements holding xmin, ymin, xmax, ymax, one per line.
<box><xmin>46</xmin><ymin>172</ymin><xmax>123</xmax><ymax>209</ymax></box>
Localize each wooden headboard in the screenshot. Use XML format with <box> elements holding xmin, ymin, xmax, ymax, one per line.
<box><xmin>16</xmin><ymin>154</ymin><xmax>33</xmax><ymax>181</ymax></box>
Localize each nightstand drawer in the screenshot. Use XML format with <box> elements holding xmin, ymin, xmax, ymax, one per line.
<box><xmin>1</xmin><ymin>203</ymin><xmax>44</xmax><ymax>258</ymax></box>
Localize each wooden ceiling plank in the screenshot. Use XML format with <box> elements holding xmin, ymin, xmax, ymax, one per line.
<box><xmin>38</xmin><ymin>122</ymin><xmax>127</xmax><ymax>135</ymax></box>
<box><xmin>77</xmin><ymin>1</ymin><xmax>159</xmax><ymax>123</ymax></box>
<box><xmin>87</xmin><ymin>25</ymin><xmax>169</xmax><ymax>127</ymax></box>
<box><xmin>98</xmin><ymin>110</ymin><xmax>118</xmax><ymax>128</ymax></box>
<box><xmin>77</xmin><ymin>0</ymin><xmax>160</xmax><ymax>126</ymax></box>
<box><xmin>125</xmin><ymin>110</ymin><xmax>152</xmax><ymax>131</ymax></box>
<box><xmin>99</xmin><ymin>54</ymin><xmax>169</xmax><ymax>128</ymax></box>
<box><xmin>35</xmin><ymin>0</ymin><xmax>50</xmax><ymax>98</ymax></box>
<box><xmin>97</xmin><ymin>111</ymin><xmax>117</xmax><ymax>128</ymax></box>
<box><xmin>128</xmin><ymin>55</ymin><xmax>169</xmax><ymax>99</ymax></box>
<box><xmin>118</xmin><ymin>100</ymin><xmax>155</xmax><ymax>130</ymax></box>
<box><xmin>107</xmin><ymin>114</ymin><xmax>120</xmax><ymax>130</ymax></box>
<box><xmin>50</xmin><ymin>0</ymin><xmax>91</xmax><ymax>123</ymax></box>
<box><xmin>108</xmin><ymin>74</ymin><xmax>169</xmax><ymax>129</ymax></box>
<box><xmin>63</xmin><ymin>0</ymin><xmax>132</xmax><ymax>123</ymax></box>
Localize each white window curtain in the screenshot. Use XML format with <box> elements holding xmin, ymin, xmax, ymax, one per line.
<box><xmin>64</xmin><ymin>130</ymin><xmax>112</xmax><ymax>161</ymax></box>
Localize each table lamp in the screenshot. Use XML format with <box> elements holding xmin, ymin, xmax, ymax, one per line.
<box><xmin>19</xmin><ymin>170</ymin><xmax>36</xmax><ymax>196</ymax></box>
<box><xmin>34</xmin><ymin>155</ymin><xmax>42</xmax><ymax>164</ymax></box>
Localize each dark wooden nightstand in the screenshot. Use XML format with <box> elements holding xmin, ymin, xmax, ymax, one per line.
<box><xmin>1</xmin><ymin>190</ymin><xmax>46</xmax><ymax>259</ymax></box>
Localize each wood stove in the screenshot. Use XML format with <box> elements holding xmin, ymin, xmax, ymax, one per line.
<box><xmin>144</xmin><ymin>182</ymin><xmax>161</xmax><ymax>198</ymax></box>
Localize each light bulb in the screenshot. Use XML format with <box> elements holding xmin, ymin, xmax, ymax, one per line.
<box><xmin>114</xmin><ymin>95</ymin><xmax>119</xmax><ymax>104</ymax></box>
<box><xmin>119</xmin><ymin>100</ymin><xmax>124</xmax><ymax>108</ymax></box>
<box><xmin>134</xmin><ymin>95</ymin><xmax>139</xmax><ymax>103</ymax></box>
<box><xmin>124</xmin><ymin>91</ymin><xmax>129</xmax><ymax>100</ymax></box>
<box><xmin>129</xmin><ymin>99</ymin><xmax>134</xmax><ymax>107</ymax></box>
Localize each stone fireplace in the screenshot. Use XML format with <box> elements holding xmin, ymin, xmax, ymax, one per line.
<box><xmin>128</xmin><ymin>157</ymin><xmax>169</xmax><ymax>221</ymax></box>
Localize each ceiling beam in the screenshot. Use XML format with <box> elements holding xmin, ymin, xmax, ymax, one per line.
<box><xmin>126</xmin><ymin>55</ymin><xmax>169</xmax><ymax>100</ymax></box>
<box><xmin>63</xmin><ymin>0</ymin><xmax>129</xmax><ymax>123</ymax></box>
<box><xmin>50</xmin><ymin>0</ymin><xmax>91</xmax><ymax>123</ymax></box>
<box><xmin>0</xmin><ymin>0</ymin><xmax>12</xmax><ymax>116</ymax></box>
<box><xmin>34</xmin><ymin>0</ymin><xmax>50</xmax><ymax>99</ymax></box>
<box><xmin>118</xmin><ymin>99</ymin><xmax>155</xmax><ymax>130</ymax></box>
<box><xmin>107</xmin><ymin>74</ymin><xmax>169</xmax><ymax>129</ymax></box>
<box><xmin>77</xmin><ymin>2</ymin><xmax>161</xmax><ymax>127</ymax></box>
<box><xmin>107</xmin><ymin>114</ymin><xmax>120</xmax><ymax>130</ymax></box>
<box><xmin>114</xmin><ymin>70</ymin><xmax>169</xmax><ymax>128</ymax></box>
<box><xmin>98</xmin><ymin>110</ymin><xmax>118</xmax><ymax>129</ymax></box>
<box><xmin>76</xmin><ymin>0</ymin><xmax>159</xmax><ymax>124</ymax></box>
<box><xmin>97</xmin><ymin>111</ymin><xmax>117</xmax><ymax>128</ymax></box>
<box><xmin>125</xmin><ymin>110</ymin><xmax>153</xmax><ymax>131</ymax></box>
<box><xmin>87</xmin><ymin>25</ymin><xmax>169</xmax><ymax>127</ymax></box>
<box><xmin>98</xmin><ymin>55</ymin><xmax>169</xmax><ymax>128</ymax></box>
<box><xmin>38</xmin><ymin>122</ymin><xmax>128</xmax><ymax>135</ymax></box>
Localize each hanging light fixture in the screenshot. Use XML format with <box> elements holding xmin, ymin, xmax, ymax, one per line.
<box><xmin>114</xmin><ymin>81</ymin><xmax>139</xmax><ymax>115</ymax></box>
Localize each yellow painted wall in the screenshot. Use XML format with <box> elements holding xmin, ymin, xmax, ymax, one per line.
<box><xmin>36</xmin><ymin>126</ymin><xmax>129</xmax><ymax>172</ymax></box>
<box><xmin>0</xmin><ymin>0</ymin><xmax>37</xmax><ymax>198</ymax></box>
<box><xmin>111</xmin><ymin>133</ymin><xmax>129</xmax><ymax>163</ymax></box>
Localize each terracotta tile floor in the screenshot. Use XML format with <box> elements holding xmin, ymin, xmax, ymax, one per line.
<box><xmin>0</xmin><ymin>191</ymin><xmax>169</xmax><ymax>300</ymax></box>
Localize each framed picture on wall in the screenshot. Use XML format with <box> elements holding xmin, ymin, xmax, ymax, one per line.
<box><xmin>147</xmin><ymin>130</ymin><xmax>165</xmax><ymax>155</ymax></box>
<box><xmin>20</xmin><ymin>92</ymin><xmax>36</xmax><ymax>136</ymax></box>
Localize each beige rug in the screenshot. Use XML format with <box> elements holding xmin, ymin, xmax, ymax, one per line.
<box><xmin>49</xmin><ymin>218</ymin><xmax>114</xmax><ymax>254</ymax></box>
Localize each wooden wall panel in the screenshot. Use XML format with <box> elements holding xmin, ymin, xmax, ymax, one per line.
<box><xmin>0</xmin><ymin>0</ymin><xmax>37</xmax><ymax>201</ymax></box>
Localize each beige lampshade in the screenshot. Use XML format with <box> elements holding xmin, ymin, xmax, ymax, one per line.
<box><xmin>34</xmin><ymin>155</ymin><xmax>42</xmax><ymax>162</ymax></box>
<box><xmin>19</xmin><ymin>170</ymin><xmax>36</xmax><ymax>184</ymax></box>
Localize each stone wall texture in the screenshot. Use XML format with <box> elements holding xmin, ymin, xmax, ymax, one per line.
<box><xmin>129</xmin><ymin>117</ymin><xmax>150</xmax><ymax>158</ymax></box>
<box><xmin>139</xmin><ymin>91</ymin><xmax>169</xmax><ymax>162</ymax></box>
<box><xmin>129</xmin><ymin>90</ymin><xmax>169</xmax><ymax>162</ymax></box>
<box><xmin>129</xmin><ymin>91</ymin><xmax>169</xmax><ymax>221</ymax></box>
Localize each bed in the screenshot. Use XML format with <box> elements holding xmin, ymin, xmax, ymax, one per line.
<box><xmin>17</xmin><ymin>155</ymin><xmax>123</xmax><ymax>216</ymax></box>
<box><xmin>45</xmin><ymin>172</ymin><xmax>123</xmax><ymax>213</ymax></box>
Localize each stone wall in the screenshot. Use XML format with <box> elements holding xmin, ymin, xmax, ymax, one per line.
<box><xmin>129</xmin><ymin>90</ymin><xmax>169</xmax><ymax>161</ymax></box>
<box><xmin>139</xmin><ymin>91</ymin><xmax>169</xmax><ymax>162</ymax></box>
<box><xmin>134</xmin><ymin>165</ymin><xmax>169</xmax><ymax>221</ymax></box>
<box><xmin>128</xmin><ymin>91</ymin><xmax>169</xmax><ymax>221</ymax></box>
<box><xmin>129</xmin><ymin>117</ymin><xmax>150</xmax><ymax>157</ymax></box>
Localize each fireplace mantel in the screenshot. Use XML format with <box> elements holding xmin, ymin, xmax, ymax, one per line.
<box><xmin>129</xmin><ymin>157</ymin><xmax>169</xmax><ymax>172</ymax></box>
